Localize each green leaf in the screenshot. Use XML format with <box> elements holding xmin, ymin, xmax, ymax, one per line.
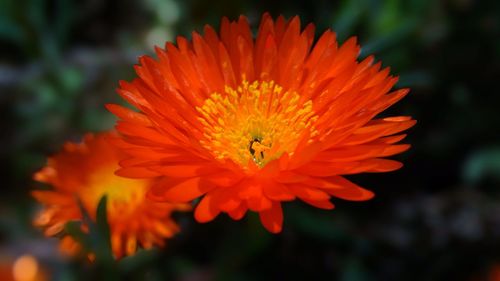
<box><xmin>65</xmin><ymin>221</ymin><xmax>89</xmax><ymax>248</ymax></box>
<box><xmin>94</xmin><ymin>195</ymin><xmax>113</xmax><ymax>262</ymax></box>
<box><xmin>74</xmin><ymin>195</ymin><xmax>114</xmax><ymax>263</ymax></box>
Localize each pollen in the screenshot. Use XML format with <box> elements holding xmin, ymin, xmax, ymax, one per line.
<box><xmin>197</xmin><ymin>80</ymin><xmax>318</xmax><ymax>168</ymax></box>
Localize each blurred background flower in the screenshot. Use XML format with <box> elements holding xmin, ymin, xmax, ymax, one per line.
<box><xmin>31</xmin><ymin>133</ymin><xmax>190</xmax><ymax>260</ymax></box>
<box><xmin>0</xmin><ymin>0</ymin><xmax>499</xmax><ymax>280</ymax></box>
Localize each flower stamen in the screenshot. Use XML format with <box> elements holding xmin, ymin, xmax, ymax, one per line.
<box><xmin>197</xmin><ymin>80</ymin><xmax>318</xmax><ymax>168</ymax></box>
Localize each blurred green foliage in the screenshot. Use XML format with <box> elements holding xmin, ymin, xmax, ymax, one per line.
<box><xmin>0</xmin><ymin>0</ymin><xmax>499</xmax><ymax>280</ymax></box>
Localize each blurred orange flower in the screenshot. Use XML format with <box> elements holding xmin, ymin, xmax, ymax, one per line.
<box><xmin>32</xmin><ymin>133</ymin><xmax>190</xmax><ymax>258</ymax></box>
<box><xmin>108</xmin><ymin>14</ymin><xmax>415</xmax><ymax>233</ymax></box>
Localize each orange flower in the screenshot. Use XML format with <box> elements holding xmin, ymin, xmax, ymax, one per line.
<box><xmin>32</xmin><ymin>133</ymin><xmax>190</xmax><ymax>258</ymax></box>
<box><xmin>108</xmin><ymin>14</ymin><xmax>416</xmax><ymax>233</ymax></box>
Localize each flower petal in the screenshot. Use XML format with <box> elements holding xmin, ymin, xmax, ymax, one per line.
<box><xmin>247</xmin><ymin>196</ymin><xmax>273</xmax><ymax>212</ymax></box>
<box><xmin>300</xmin><ymin>199</ymin><xmax>335</xmax><ymax>210</ymax></box>
<box><xmin>115</xmin><ymin>167</ymin><xmax>162</xmax><ymax>178</ymax></box>
<box><xmin>304</xmin><ymin>177</ymin><xmax>374</xmax><ymax>201</ymax></box>
<box><xmin>263</xmin><ymin>182</ymin><xmax>295</xmax><ymax>201</ymax></box>
<box><xmin>194</xmin><ymin>193</ymin><xmax>221</xmax><ymax>223</ymax></box>
<box><xmin>151</xmin><ymin>177</ymin><xmax>215</xmax><ymax>202</ymax></box>
<box><xmin>288</xmin><ymin>185</ymin><xmax>331</xmax><ymax>201</ymax></box>
<box><xmin>258</xmin><ymin>202</ymin><xmax>283</xmax><ymax>233</ymax></box>
<box><xmin>149</xmin><ymin>163</ymin><xmax>223</xmax><ymax>177</ymax></box>
<box><xmin>227</xmin><ymin>202</ymin><xmax>248</xmax><ymax>220</ymax></box>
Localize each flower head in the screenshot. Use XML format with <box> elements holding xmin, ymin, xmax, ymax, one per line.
<box><xmin>108</xmin><ymin>14</ymin><xmax>416</xmax><ymax>233</ymax></box>
<box><xmin>32</xmin><ymin>133</ymin><xmax>190</xmax><ymax>258</ymax></box>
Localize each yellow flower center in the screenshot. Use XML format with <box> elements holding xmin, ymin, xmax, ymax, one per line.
<box><xmin>80</xmin><ymin>164</ymin><xmax>149</xmax><ymax>217</ymax></box>
<box><xmin>197</xmin><ymin>80</ymin><xmax>318</xmax><ymax>168</ymax></box>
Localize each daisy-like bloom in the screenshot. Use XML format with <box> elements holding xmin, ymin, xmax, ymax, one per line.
<box><xmin>32</xmin><ymin>133</ymin><xmax>190</xmax><ymax>258</ymax></box>
<box><xmin>108</xmin><ymin>14</ymin><xmax>416</xmax><ymax>233</ymax></box>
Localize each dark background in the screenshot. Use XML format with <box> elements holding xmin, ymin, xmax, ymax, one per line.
<box><xmin>1</xmin><ymin>0</ymin><xmax>499</xmax><ymax>280</ymax></box>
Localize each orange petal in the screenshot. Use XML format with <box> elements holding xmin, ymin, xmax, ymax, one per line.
<box><xmin>288</xmin><ymin>142</ymin><xmax>323</xmax><ymax>169</ymax></box>
<box><xmin>125</xmin><ymin>235</ymin><xmax>137</xmax><ymax>256</ymax></box>
<box><xmin>263</xmin><ymin>182</ymin><xmax>295</xmax><ymax>201</ymax></box>
<box><xmin>325</xmin><ymin>187</ymin><xmax>374</xmax><ymax>201</ymax></box>
<box><xmin>361</xmin><ymin>158</ymin><xmax>403</xmax><ymax>172</ymax></box>
<box><xmin>314</xmin><ymin>144</ymin><xmax>410</xmax><ymax>162</ymax></box>
<box><xmin>194</xmin><ymin>193</ymin><xmax>221</xmax><ymax>223</ymax></box>
<box><xmin>305</xmin><ymin>177</ymin><xmax>375</xmax><ymax>201</ymax></box>
<box><xmin>300</xmin><ymin>199</ymin><xmax>335</xmax><ymax>210</ymax></box>
<box><xmin>258</xmin><ymin>201</ymin><xmax>283</xmax><ymax>233</ymax></box>
<box><xmin>115</xmin><ymin>122</ymin><xmax>175</xmax><ymax>145</ymax></box>
<box><xmin>149</xmin><ymin>163</ymin><xmax>222</xmax><ymax>177</ymax></box>
<box><xmin>111</xmin><ymin>232</ymin><xmax>123</xmax><ymax>259</ymax></box>
<box><xmin>105</xmin><ymin>104</ymin><xmax>151</xmax><ymax>126</ymax></box>
<box><xmin>153</xmin><ymin>177</ymin><xmax>214</xmax><ymax>202</ymax></box>
<box><xmin>115</xmin><ymin>167</ymin><xmax>162</xmax><ymax>178</ymax></box>
<box><xmin>205</xmin><ymin>170</ymin><xmax>245</xmax><ymax>187</ymax></box>
<box><xmin>296</xmin><ymin>160</ymin><xmax>382</xmax><ymax>176</ymax></box>
<box><xmin>31</xmin><ymin>190</ymin><xmax>71</xmax><ymax>205</ymax></box>
<box><xmin>275</xmin><ymin>171</ymin><xmax>309</xmax><ymax>183</ymax></box>
<box><xmin>287</xmin><ymin>185</ymin><xmax>330</xmax><ymax>201</ymax></box>
<box><xmin>343</xmin><ymin>118</ymin><xmax>416</xmax><ymax>146</ymax></box>
<box><xmin>227</xmin><ymin>202</ymin><xmax>248</xmax><ymax>220</ymax></box>
<box><xmin>374</xmin><ymin>134</ymin><xmax>407</xmax><ymax>144</ymax></box>
<box><xmin>211</xmin><ymin>188</ymin><xmax>241</xmax><ymax>212</ymax></box>
<box><xmin>247</xmin><ymin>196</ymin><xmax>273</xmax><ymax>212</ymax></box>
